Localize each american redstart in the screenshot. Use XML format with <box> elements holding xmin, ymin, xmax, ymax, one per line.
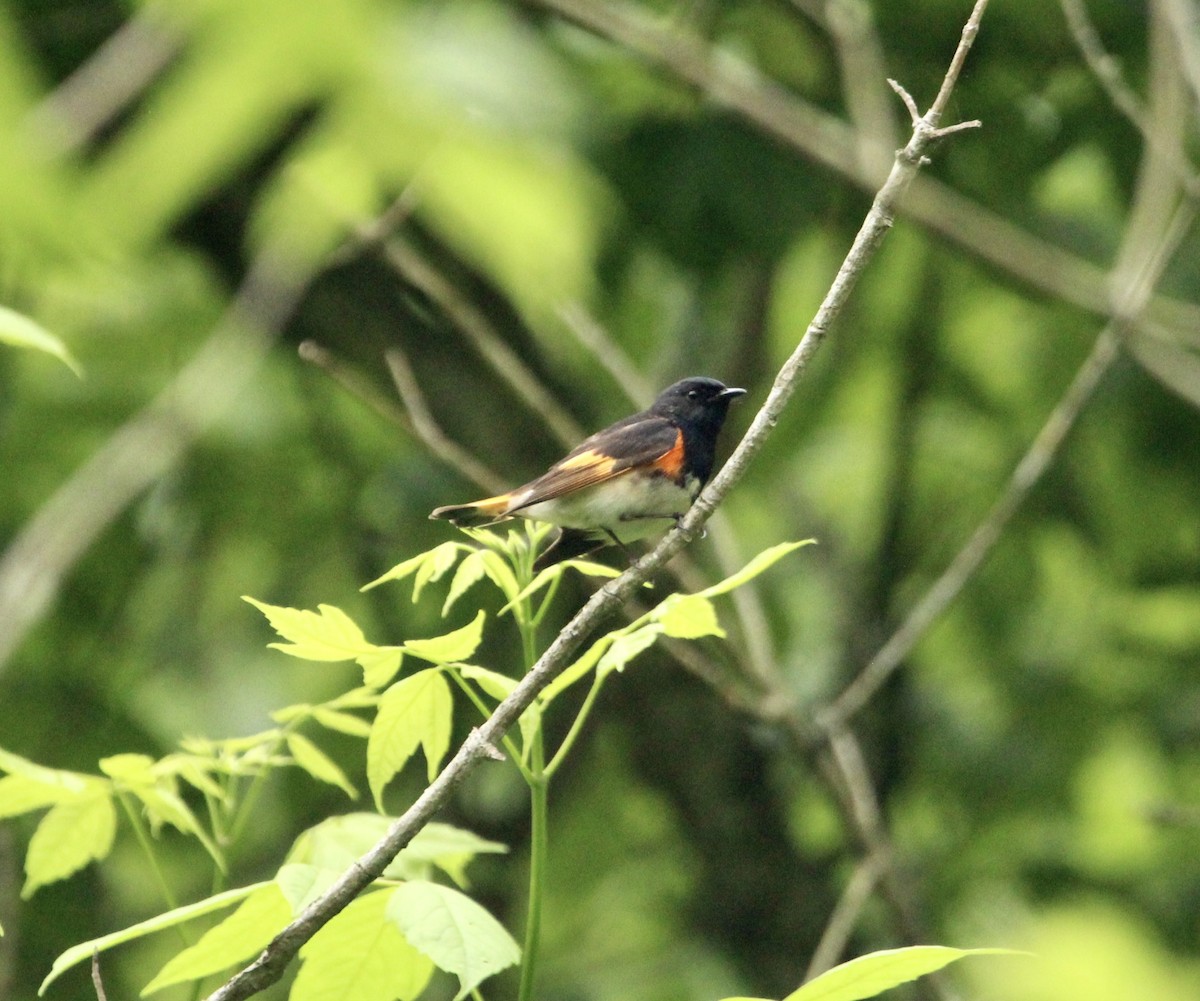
<box><xmin>431</xmin><ymin>376</ymin><xmax>746</xmax><ymax>569</ymax></box>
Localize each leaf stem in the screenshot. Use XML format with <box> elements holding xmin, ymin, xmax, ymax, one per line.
<box><xmin>517</xmin><ymin>733</ymin><xmax>548</xmax><ymax>1001</ymax></box>
<box><xmin>544</xmin><ymin>671</ymin><xmax>606</xmax><ymax>780</ymax></box>
<box><xmin>115</xmin><ymin>792</ymin><xmax>186</xmax><ymax>943</ymax></box>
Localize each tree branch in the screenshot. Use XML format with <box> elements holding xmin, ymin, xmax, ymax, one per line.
<box><xmin>0</xmin><ymin>249</ymin><xmax>311</xmax><ymax>676</ymax></box>
<box><xmin>526</xmin><ymin>0</ymin><xmax>1200</xmax><ymax>344</ymax></box>
<box><xmin>204</xmin><ymin>3</ymin><xmax>992</xmax><ymax>996</ymax></box>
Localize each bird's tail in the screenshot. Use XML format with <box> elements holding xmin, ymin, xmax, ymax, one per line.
<box><xmin>429</xmin><ymin>494</ymin><xmax>514</xmax><ymax>527</ymax></box>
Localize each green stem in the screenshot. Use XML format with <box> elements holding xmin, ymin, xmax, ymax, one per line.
<box><xmin>226</xmin><ymin>731</ymin><xmax>287</xmax><ymax>846</ymax></box>
<box><xmin>517</xmin><ymin>731</ymin><xmax>548</xmax><ymax>1001</ymax></box>
<box><xmin>544</xmin><ymin>671</ymin><xmax>606</xmax><ymax>780</ymax></box>
<box><xmin>116</xmin><ymin>791</ymin><xmax>188</xmax><ymax>944</ymax></box>
<box><xmin>515</xmin><ymin>564</ymin><xmax>548</xmax><ymax>1001</ymax></box>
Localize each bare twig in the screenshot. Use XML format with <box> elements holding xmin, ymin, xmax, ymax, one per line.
<box><xmin>383</xmin><ymin>347</ymin><xmax>509</xmax><ymax>494</ymax></box>
<box><xmin>1157</xmin><ymin>0</ymin><xmax>1200</xmax><ymax>120</ymax></box>
<box><xmin>804</xmin><ymin>852</ymin><xmax>886</xmax><ymax>981</ymax></box>
<box><xmin>379</xmin><ymin>238</ymin><xmax>584</xmax><ymax>447</ymax></box>
<box><xmin>1059</xmin><ymin>0</ymin><xmax>1145</xmax><ymax>123</ymax></box>
<box><xmin>26</xmin><ymin>10</ymin><xmax>180</xmax><ymax>152</ymax></box>
<box><xmin>814</xmin><ymin>725</ymin><xmax>938</xmax><ymax>997</ymax></box>
<box><xmin>204</xmin><ymin>5</ymin><xmax>992</xmax><ymax>996</ymax></box>
<box><xmin>824</xmin><ymin>0</ymin><xmax>901</xmax><ymax>165</ymax></box>
<box><xmin>1060</xmin><ymin>0</ymin><xmax>1200</xmax><ymax>196</ymax></box>
<box><xmin>526</xmin><ymin>0</ymin><xmax>1200</xmax><ymax>346</ymax></box>
<box><xmin>555</xmin><ymin>302</ymin><xmax>655</xmax><ymax>404</ymax></box>
<box><xmin>0</xmin><ymin>249</ymin><xmax>312</xmax><ymax>675</ymax></box>
<box><xmin>824</xmin><ymin>112</ymin><xmax>1200</xmax><ymax>729</ymax></box>
<box><xmin>91</xmin><ymin>949</ymin><xmax>108</xmax><ymax>1001</ymax></box>
<box><xmin>297</xmin><ymin>340</ymin><xmax>414</xmax><ymax>430</ymax></box>
<box><xmin>822</xmin><ymin>324</ymin><xmax>1119</xmax><ymax>728</ymax></box>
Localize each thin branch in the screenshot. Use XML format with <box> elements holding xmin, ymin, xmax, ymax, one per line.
<box><xmin>804</xmin><ymin>852</ymin><xmax>886</xmax><ymax>981</ymax></box>
<box><xmin>91</xmin><ymin>949</ymin><xmax>108</xmax><ymax>1001</ymax></box>
<box><xmin>1060</xmin><ymin>0</ymin><xmax>1200</xmax><ymax>197</ymax></box>
<box><xmin>26</xmin><ymin>10</ymin><xmax>180</xmax><ymax>153</ymax></box>
<box><xmin>525</xmin><ymin>0</ymin><xmax>1200</xmax><ymax>348</ymax></box>
<box><xmin>823</xmin><ymin>324</ymin><xmax>1118</xmax><ymax>728</ymax></box>
<box><xmin>555</xmin><ymin>302</ymin><xmax>655</xmax><ymax>404</ymax></box>
<box><xmin>297</xmin><ymin>340</ymin><xmax>414</xmax><ymax>430</ymax></box>
<box><xmin>379</xmin><ymin>238</ymin><xmax>584</xmax><ymax>448</ymax></box>
<box><xmin>825</xmin><ymin>180</ymin><xmax>1200</xmax><ymax>731</ymax></box>
<box><xmin>814</xmin><ymin>725</ymin><xmax>939</xmax><ymax>998</ymax></box>
<box><xmin>204</xmin><ymin>6</ymin><xmax>992</xmax><ymax>995</ymax></box>
<box><xmin>824</xmin><ymin>0</ymin><xmax>901</xmax><ymax>163</ymax></box>
<box><xmin>0</xmin><ymin>249</ymin><xmax>312</xmax><ymax>676</ymax></box>
<box><xmin>1059</xmin><ymin>0</ymin><xmax>1146</xmax><ymax>124</ymax></box>
<box><xmin>1156</xmin><ymin>0</ymin><xmax>1200</xmax><ymax>123</ymax></box>
<box><xmin>383</xmin><ymin>347</ymin><xmax>509</xmax><ymax>494</ymax></box>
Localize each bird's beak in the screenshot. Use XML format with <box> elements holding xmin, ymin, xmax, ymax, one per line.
<box><xmin>719</xmin><ymin>387</ymin><xmax>747</xmax><ymax>400</ymax></box>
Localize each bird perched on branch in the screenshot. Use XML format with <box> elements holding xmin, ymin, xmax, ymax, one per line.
<box><xmin>431</xmin><ymin>376</ymin><xmax>746</xmax><ymax>569</ymax></box>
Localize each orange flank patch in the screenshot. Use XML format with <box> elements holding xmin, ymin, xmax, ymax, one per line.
<box><xmin>650</xmin><ymin>430</ymin><xmax>685</xmax><ymax>481</ymax></box>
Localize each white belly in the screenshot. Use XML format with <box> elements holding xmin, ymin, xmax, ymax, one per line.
<box><xmin>518</xmin><ymin>472</ymin><xmax>698</xmax><ymax>538</ymax></box>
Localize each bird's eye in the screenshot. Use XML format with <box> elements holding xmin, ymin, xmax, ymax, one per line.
<box><xmin>687</xmin><ymin>390</ymin><xmax>699</xmax><ymax>400</ymax></box>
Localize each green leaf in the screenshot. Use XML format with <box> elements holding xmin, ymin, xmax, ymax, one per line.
<box><xmin>23</xmin><ymin>793</ymin><xmax>117</xmax><ymax>897</ymax></box>
<box><xmin>386</xmin><ymin>880</ymin><xmax>520</xmax><ymax>1000</ymax></box>
<box><xmin>653</xmin><ymin>592</ymin><xmax>725</xmax><ymax>639</ymax></box>
<box><xmin>778</xmin><ymin>946</ymin><xmax>1026</xmax><ymax>1001</ymax></box>
<box><xmin>497</xmin><ymin>558</ymin><xmax>622</xmax><ymax>616</ymax></box>
<box><xmin>597</xmin><ymin>626</ymin><xmax>662</xmax><ymax>679</ymax></box>
<box><xmin>289</xmin><ymin>814</ymin><xmax>393</xmax><ymax>872</ymax></box>
<box><xmin>402</xmin><ymin>610</ymin><xmax>486</xmax><ymax>664</ymax></box>
<box><xmin>0</xmin><ymin>774</ymin><xmax>80</xmax><ymax>819</ymax></box>
<box><xmin>477</xmin><ymin>549</ymin><xmax>521</xmax><ymax>605</ymax></box>
<box><xmin>457</xmin><ymin>664</ymin><xmax>515</xmax><ymax>701</ymax></box>
<box><xmin>276</xmin><ymin>862</ymin><xmax>344</xmax><ymax>914</ymax></box>
<box><xmin>142</xmin><ymin>884</ymin><xmax>291</xmax><ymax>994</ymax></box>
<box><xmin>243</xmin><ymin>597</ymin><xmax>384</xmax><ymax>662</ymax></box>
<box><xmin>98</xmin><ymin>752</ymin><xmax>155</xmax><ymax>783</ymax></box>
<box><xmin>158</xmin><ymin>754</ymin><xmax>226</xmax><ymax>802</ymax></box>
<box><xmin>0</xmin><ymin>304</ymin><xmax>81</xmax><ymax>375</ymax></box>
<box><xmin>698</xmin><ymin>540</ymin><xmax>815</xmax><ymax>599</ymax></box>
<box><xmin>287</xmin><ymin>733</ymin><xmax>358</xmax><ymax>799</ymax></box>
<box><xmin>402</xmin><ymin>822</ymin><xmax>508</xmax><ymax>888</ymax></box>
<box><xmin>357</xmin><ymin>647</ymin><xmax>404</xmax><ymax>688</ymax></box>
<box><xmin>0</xmin><ymin>748</ymin><xmax>91</xmax><ymax>793</ymax></box>
<box><xmin>312</xmin><ymin>707</ymin><xmax>373</xmax><ymax>738</ymax></box>
<box><xmin>539</xmin><ymin>635</ymin><xmax>609</xmax><ymax>704</ymax></box>
<box><xmin>443</xmin><ymin>549</ymin><xmax>488</xmax><ymax>616</ymax></box>
<box><xmin>412</xmin><ymin>541</ymin><xmax>462</xmax><ymax>603</ymax></box>
<box><xmin>292</xmin><ymin>889</ymin><xmax>433</xmax><ymax>1001</ymax></box>
<box><xmin>367</xmin><ymin>669</ymin><xmax>453</xmax><ymax>808</ymax></box>
<box><xmin>39</xmin><ymin>883</ymin><xmax>268</xmax><ymax>994</ymax></box>
<box><xmin>289</xmin><ymin>815</ymin><xmax>504</xmax><ymax>885</ymax></box>
<box><xmin>361</xmin><ymin>542</ymin><xmax>465</xmax><ymax>593</ymax></box>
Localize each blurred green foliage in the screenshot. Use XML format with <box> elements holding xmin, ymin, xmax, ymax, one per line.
<box><xmin>1</xmin><ymin>0</ymin><xmax>1198</xmax><ymax>999</ymax></box>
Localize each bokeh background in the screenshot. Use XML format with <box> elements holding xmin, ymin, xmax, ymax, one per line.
<box><xmin>2</xmin><ymin>1</ymin><xmax>1199</xmax><ymax>999</ymax></box>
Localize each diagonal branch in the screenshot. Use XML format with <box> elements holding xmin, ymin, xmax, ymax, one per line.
<box><xmin>823</xmin><ymin>28</ymin><xmax>1200</xmax><ymax>726</ymax></box>
<box><xmin>526</xmin><ymin>0</ymin><xmax>1200</xmax><ymax>344</ymax></box>
<box><xmin>204</xmin><ymin>4</ymin><xmax>993</xmax><ymax>997</ymax></box>
<box><xmin>0</xmin><ymin>249</ymin><xmax>311</xmax><ymax>676</ymax></box>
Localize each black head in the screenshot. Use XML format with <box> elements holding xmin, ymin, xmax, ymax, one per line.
<box><xmin>650</xmin><ymin>377</ymin><xmax>746</xmax><ymax>425</ymax></box>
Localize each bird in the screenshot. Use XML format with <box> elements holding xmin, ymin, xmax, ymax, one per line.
<box><xmin>430</xmin><ymin>376</ymin><xmax>747</xmax><ymax>570</ymax></box>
